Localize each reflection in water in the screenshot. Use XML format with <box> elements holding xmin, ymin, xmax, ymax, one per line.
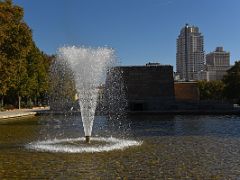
<box><xmin>127</xmin><ymin>115</ymin><xmax>176</xmax><ymax>137</ymax></box>
<box><xmin>128</xmin><ymin>115</ymin><xmax>240</xmax><ymax>137</ymax></box>
<box><xmin>1</xmin><ymin>115</ymin><xmax>240</xmax><ymax>179</ymax></box>
<box><xmin>0</xmin><ymin>117</ymin><xmax>40</xmax><ymax>144</ymax></box>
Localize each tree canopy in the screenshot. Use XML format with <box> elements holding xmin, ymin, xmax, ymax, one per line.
<box><xmin>197</xmin><ymin>80</ymin><xmax>225</xmax><ymax>101</ymax></box>
<box><xmin>0</xmin><ymin>0</ymin><xmax>52</xmax><ymax>109</ymax></box>
<box><xmin>223</xmin><ymin>61</ymin><xmax>240</xmax><ymax>104</ymax></box>
<box><xmin>197</xmin><ymin>61</ymin><xmax>240</xmax><ymax>105</ymax></box>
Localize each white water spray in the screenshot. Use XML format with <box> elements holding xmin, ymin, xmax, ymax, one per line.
<box><xmin>58</xmin><ymin>46</ymin><xmax>115</xmax><ymax>139</ymax></box>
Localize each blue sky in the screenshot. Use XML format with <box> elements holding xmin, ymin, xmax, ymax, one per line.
<box><xmin>13</xmin><ymin>0</ymin><xmax>240</xmax><ymax>68</ymax></box>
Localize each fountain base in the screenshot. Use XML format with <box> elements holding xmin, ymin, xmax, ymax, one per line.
<box><xmin>85</xmin><ymin>136</ymin><xmax>90</xmax><ymax>143</ymax></box>
<box><xmin>26</xmin><ymin>137</ymin><xmax>142</xmax><ymax>153</ymax></box>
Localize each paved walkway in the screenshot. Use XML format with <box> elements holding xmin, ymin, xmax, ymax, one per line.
<box><xmin>0</xmin><ymin>107</ymin><xmax>49</xmax><ymax>120</ymax></box>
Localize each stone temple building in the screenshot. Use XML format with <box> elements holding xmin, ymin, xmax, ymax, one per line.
<box><xmin>115</xmin><ymin>63</ymin><xmax>175</xmax><ymax>111</ymax></box>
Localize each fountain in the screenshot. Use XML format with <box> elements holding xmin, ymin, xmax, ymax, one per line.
<box><xmin>58</xmin><ymin>46</ymin><xmax>115</xmax><ymax>143</ymax></box>
<box><xmin>26</xmin><ymin>46</ymin><xmax>142</xmax><ymax>153</ymax></box>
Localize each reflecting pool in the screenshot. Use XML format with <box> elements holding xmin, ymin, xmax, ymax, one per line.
<box><xmin>1</xmin><ymin>115</ymin><xmax>240</xmax><ymax>179</ymax></box>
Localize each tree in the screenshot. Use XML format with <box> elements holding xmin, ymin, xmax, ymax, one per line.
<box><xmin>0</xmin><ymin>0</ymin><xmax>33</xmax><ymax>108</ymax></box>
<box><xmin>48</xmin><ymin>57</ymin><xmax>77</xmax><ymax>111</ymax></box>
<box><xmin>197</xmin><ymin>80</ymin><xmax>225</xmax><ymax>101</ymax></box>
<box><xmin>0</xmin><ymin>55</ymin><xmax>10</xmax><ymax>107</ymax></box>
<box><xmin>223</xmin><ymin>61</ymin><xmax>240</xmax><ymax>104</ymax></box>
<box><xmin>26</xmin><ymin>44</ymin><xmax>51</xmax><ymax>106</ymax></box>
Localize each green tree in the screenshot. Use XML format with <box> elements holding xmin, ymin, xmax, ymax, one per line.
<box><xmin>223</xmin><ymin>61</ymin><xmax>240</xmax><ymax>104</ymax></box>
<box><xmin>26</xmin><ymin>44</ymin><xmax>51</xmax><ymax>106</ymax></box>
<box><xmin>197</xmin><ymin>80</ymin><xmax>225</xmax><ymax>101</ymax></box>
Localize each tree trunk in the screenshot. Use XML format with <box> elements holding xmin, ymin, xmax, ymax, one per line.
<box><xmin>34</xmin><ymin>96</ymin><xmax>37</xmax><ymax>106</ymax></box>
<box><xmin>18</xmin><ymin>95</ymin><xmax>21</xmax><ymax>109</ymax></box>
<box><xmin>28</xmin><ymin>97</ymin><xmax>33</xmax><ymax>108</ymax></box>
<box><xmin>0</xmin><ymin>96</ymin><xmax>3</xmax><ymax>107</ymax></box>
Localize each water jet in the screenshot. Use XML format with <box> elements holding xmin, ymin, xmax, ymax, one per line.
<box><xmin>58</xmin><ymin>46</ymin><xmax>114</xmax><ymax>138</ymax></box>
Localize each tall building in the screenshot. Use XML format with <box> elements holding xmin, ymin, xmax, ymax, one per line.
<box><xmin>205</xmin><ymin>47</ymin><xmax>230</xmax><ymax>80</ymax></box>
<box><xmin>176</xmin><ymin>24</ymin><xmax>205</xmax><ymax>81</ymax></box>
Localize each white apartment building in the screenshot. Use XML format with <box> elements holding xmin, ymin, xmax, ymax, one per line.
<box><xmin>205</xmin><ymin>47</ymin><xmax>230</xmax><ymax>81</ymax></box>
<box><xmin>176</xmin><ymin>24</ymin><xmax>205</xmax><ymax>81</ymax></box>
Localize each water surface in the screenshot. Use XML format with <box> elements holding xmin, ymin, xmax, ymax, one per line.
<box><xmin>1</xmin><ymin>115</ymin><xmax>240</xmax><ymax>179</ymax></box>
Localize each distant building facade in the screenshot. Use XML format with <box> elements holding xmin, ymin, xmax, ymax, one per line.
<box><xmin>205</xmin><ymin>47</ymin><xmax>230</xmax><ymax>81</ymax></box>
<box><xmin>176</xmin><ymin>24</ymin><xmax>205</xmax><ymax>81</ymax></box>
